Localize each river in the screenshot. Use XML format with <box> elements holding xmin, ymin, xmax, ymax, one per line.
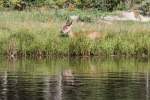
<box><xmin>0</xmin><ymin>57</ymin><xmax>149</xmax><ymax>100</ymax></box>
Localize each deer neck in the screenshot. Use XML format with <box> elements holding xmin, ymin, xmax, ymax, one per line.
<box><xmin>68</xmin><ymin>30</ymin><xmax>74</xmax><ymax>37</ymax></box>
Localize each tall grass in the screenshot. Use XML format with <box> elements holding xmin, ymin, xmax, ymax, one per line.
<box><xmin>0</xmin><ymin>9</ymin><xmax>150</xmax><ymax>57</ymax></box>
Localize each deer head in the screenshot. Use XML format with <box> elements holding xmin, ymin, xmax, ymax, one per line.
<box><xmin>60</xmin><ymin>20</ymin><xmax>73</xmax><ymax>37</ymax></box>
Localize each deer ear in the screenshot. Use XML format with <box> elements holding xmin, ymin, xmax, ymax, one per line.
<box><xmin>69</xmin><ymin>21</ymin><xmax>73</xmax><ymax>26</ymax></box>
<box><xmin>66</xmin><ymin>19</ymin><xmax>69</xmax><ymax>23</ymax></box>
<box><xmin>66</xmin><ymin>19</ymin><xmax>73</xmax><ymax>26</ymax></box>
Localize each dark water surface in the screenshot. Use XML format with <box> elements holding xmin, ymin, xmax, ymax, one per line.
<box><xmin>0</xmin><ymin>58</ymin><xmax>150</xmax><ymax>100</ymax></box>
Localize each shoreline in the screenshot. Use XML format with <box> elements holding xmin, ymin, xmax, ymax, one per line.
<box><xmin>0</xmin><ymin>10</ymin><xmax>150</xmax><ymax>58</ymax></box>
<box><xmin>1</xmin><ymin>53</ymin><xmax>149</xmax><ymax>60</ymax></box>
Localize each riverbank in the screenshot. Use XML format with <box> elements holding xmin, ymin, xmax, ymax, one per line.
<box><xmin>0</xmin><ymin>9</ymin><xmax>150</xmax><ymax>57</ymax></box>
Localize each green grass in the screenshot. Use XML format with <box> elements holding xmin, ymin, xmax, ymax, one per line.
<box><xmin>0</xmin><ymin>9</ymin><xmax>150</xmax><ymax>57</ymax></box>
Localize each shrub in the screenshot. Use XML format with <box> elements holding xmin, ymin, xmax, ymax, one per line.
<box><xmin>139</xmin><ymin>0</ymin><xmax>150</xmax><ymax>16</ymax></box>
<box><xmin>0</xmin><ymin>0</ymin><xmax>148</xmax><ymax>12</ymax></box>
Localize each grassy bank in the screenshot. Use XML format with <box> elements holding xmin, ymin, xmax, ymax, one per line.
<box><xmin>0</xmin><ymin>9</ymin><xmax>150</xmax><ymax>57</ymax></box>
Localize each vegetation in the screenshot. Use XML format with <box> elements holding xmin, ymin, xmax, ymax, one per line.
<box><xmin>0</xmin><ymin>9</ymin><xmax>150</xmax><ymax>57</ymax></box>
<box><xmin>140</xmin><ymin>0</ymin><xmax>150</xmax><ymax>16</ymax></box>
<box><xmin>0</xmin><ymin>0</ymin><xmax>149</xmax><ymax>12</ymax></box>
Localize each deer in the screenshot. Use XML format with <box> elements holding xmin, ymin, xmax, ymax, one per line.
<box><xmin>60</xmin><ymin>19</ymin><xmax>105</xmax><ymax>40</ymax></box>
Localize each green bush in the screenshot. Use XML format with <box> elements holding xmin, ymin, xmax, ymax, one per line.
<box><xmin>140</xmin><ymin>0</ymin><xmax>150</xmax><ymax>16</ymax></box>
<box><xmin>0</xmin><ymin>0</ymin><xmax>148</xmax><ymax>12</ymax></box>
<box><xmin>77</xmin><ymin>0</ymin><xmax>123</xmax><ymax>11</ymax></box>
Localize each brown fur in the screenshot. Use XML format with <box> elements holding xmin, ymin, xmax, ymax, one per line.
<box><xmin>70</xmin><ymin>31</ymin><xmax>105</xmax><ymax>40</ymax></box>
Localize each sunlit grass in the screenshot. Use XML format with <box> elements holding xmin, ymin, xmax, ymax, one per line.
<box><xmin>0</xmin><ymin>9</ymin><xmax>150</xmax><ymax>57</ymax></box>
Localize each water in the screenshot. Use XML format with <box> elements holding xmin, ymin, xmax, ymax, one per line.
<box><xmin>0</xmin><ymin>58</ymin><xmax>150</xmax><ymax>100</ymax></box>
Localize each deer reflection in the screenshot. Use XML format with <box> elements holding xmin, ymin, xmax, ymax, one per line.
<box><xmin>62</xmin><ymin>69</ymin><xmax>74</xmax><ymax>85</ymax></box>
<box><xmin>0</xmin><ymin>72</ymin><xmax>7</xmax><ymax>100</ymax></box>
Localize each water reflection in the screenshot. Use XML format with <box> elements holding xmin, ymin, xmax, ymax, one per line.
<box><xmin>0</xmin><ymin>58</ymin><xmax>150</xmax><ymax>100</ymax></box>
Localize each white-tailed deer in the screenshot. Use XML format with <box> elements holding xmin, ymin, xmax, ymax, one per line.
<box><xmin>61</xmin><ymin>20</ymin><xmax>104</xmax><ymax>40</ymax></box>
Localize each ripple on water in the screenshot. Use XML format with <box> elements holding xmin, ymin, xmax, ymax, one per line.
<box><xmin>0</xmin><ymin>58</ymin><xmax>150</xmax><ymax>100</ymax></box>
